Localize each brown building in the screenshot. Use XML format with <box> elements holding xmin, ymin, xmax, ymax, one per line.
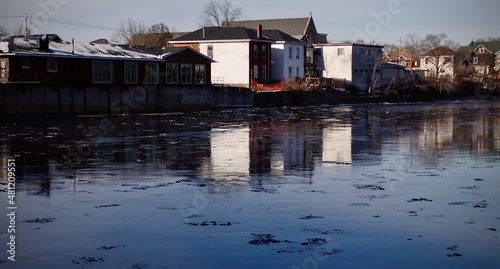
<box><xmin>0</xmin><ymin>34</ymin><xmax>213</xmax><ymax>86</ymax></box>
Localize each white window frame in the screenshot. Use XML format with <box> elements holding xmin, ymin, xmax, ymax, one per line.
<box><xmin>207</xmin><ymin>45</ymin><xmax>214</xmax><ymax>58</ymax></box>
<box><xmin>0</xmin><ymin>60</ymin><xmax>6</xmax><ymax>78</ymax></box>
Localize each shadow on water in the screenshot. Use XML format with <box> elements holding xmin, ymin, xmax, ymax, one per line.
<box><xmin>1</xmin><ymin>101</ymin><xmax>499</xmax><ymax>194</ymax></box>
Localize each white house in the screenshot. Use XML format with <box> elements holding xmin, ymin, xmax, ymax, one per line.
<box><xmin>420</xmin><ymin>46</ymin><xmax>457</xmax><ymax>79</ymax></box>
<box><xmin>261</xmin><ymin>29</ymin><xmax>306</xmax><ymax>82</ymax></box>
<box><xmin>169</xmin><ymin>26</ymin><xmax>272</xmax><ymax>87</ymax></box>
<box><xmin>315</xmin><ymin>43</ymin><xmax>384</xmax><ymax>91</ymax></box>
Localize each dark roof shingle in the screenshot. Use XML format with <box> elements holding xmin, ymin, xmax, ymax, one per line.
<box><xmin>171</xmin><ymin>27</ymin><xmax>270</xmax><ymax>42</ymax></box>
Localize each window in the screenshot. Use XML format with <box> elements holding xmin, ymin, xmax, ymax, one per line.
<box><xmin>93</xmin><ymin>61</ymin><xmax>112</xmax><ymax>83</ymax></box>
<box><xmin>124</xmin><ymin>62</ymin><xmax>138</xmax><ymax>84</ymax></box>
<box><xmin>207</xmin><ymin>45</ymin><xmax>213</xmax><ymax>58</ymax></box>
<box><xmin>296</xmin><ymin>47</ymin><xmax>300</xmax><ymax>59</ymax></box>
<box><xmin>262</xmin><ymin>44</ymin><xmax>267</xmax><ymax>58</ymax></box>
<box><xmin>296</xmin><ymin>67</ymin><xmax>300</xmax><ymax>77</ymax></box>
<box><xmin>289</xmin><ymin>47</ymin><xmax>293</xmax><ymax>59</ymax></box>
<box><xmin>0</xmin><ymin>60</ymin><xmax>6</xmax><ymax>78</ymax></box>
<box><xmin>180</xmin><ymin>64</ymin><xmax>192</xmax><ymax>84</ymax></box>
<box><xmin>337</xmin><ymin>48</ymin><xmax>345</xmax><ymax>56</ymax></box>
<box><xmin>479</xmin><ymin>47</ymin><xmax>485</xmax><ymax>54</ymax></box>
<box><xmin>253</xmin><ymin>44</ymin><xmax>258</xmax><ymax>57</ymax></box>
<box><xmin>473</xmin><ymin>57</ymin><xmax>479</xmax><ymax>64</ymax></box>
<box><xmin>288</xmin><ymin>66</ymin><xmax>292</xmax><ymax>78</ymax></box>
<box><xmin>166</xmin><ymin>63</ymin><xmax>178</xmax><ymax>84</ymax></box>
<box><xmin>47</xmin><ymin>58</ymin><xmax>58</xmax><ymax>72</ymax></box>
<box><xmin>195</xmin><ymin>64</ymin><xmax>206</xmax><ymax>84</ymax></box>
<box><xmin>146</xmin><ymin>63</ymin><xmax>159</xmax><ymax>84</ymax></box>
<box><xmin>21</xmin><ymin>57</ymin><xmax>30</xmax><ymax>69</ymax></box>
<box><xmin>262</xmin><ymin>65</ymin><xmax>267</xmax><ymax>80</ymax></box>
<box><xmin>356</xmin><ymin>48</ymin><xmax>361</xmax><ymax>55</ymax></box>
<box><xmin>253</xmin><ymin>65</ymin><xmax>258</xmax><ymax>79</ymax></box>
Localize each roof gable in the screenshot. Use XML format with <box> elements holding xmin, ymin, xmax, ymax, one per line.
<box><xmin>459</xmin><ymin>41</ymin><xmax>500</xmax><ymax>54</ymax></box>
<box><xmin>261</xmin><ymin>30</ymin><xmax>304</xmax><ymax>43</ymax></box>
<box><xmin>422</xmin><ymin>46</ymin><xmax>456</xmax><ymax>57</ymax></box>
<box><xmin>473</xmin><ymin>42</ymin><xmax>500</xmax><ymax>54</ymax></box>
<box><xmin>160</xmin><ymin>46</ymin><xmax>215</xmax><ymax>62</ymax></box>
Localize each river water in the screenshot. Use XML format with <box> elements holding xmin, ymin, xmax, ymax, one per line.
<box><xmin>0</xmin><ymin>101</ymin><xmax>499</xmax><ymax>268</ymax></box>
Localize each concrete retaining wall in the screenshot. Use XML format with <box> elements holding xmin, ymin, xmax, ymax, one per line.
<box><xmin>0</xmin><ymin>84</ymin><xmax>349</xmax><ymax>115</ymax></box>
<box><xmin>0</xmin><ymin>84</ymin><xmax>256</xmax><ymax>114</ymax></box>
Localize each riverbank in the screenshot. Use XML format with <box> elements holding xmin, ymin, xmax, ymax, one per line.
<box><xmin>0</xmin><ymin>82</ymin><xmax>497</xmax><ymax>115</ymax></box>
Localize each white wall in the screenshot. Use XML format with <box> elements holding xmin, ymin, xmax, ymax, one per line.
<box><xmin>318</xmin><ymin>44</ymin><xmax>383</xmax><ymax>91</ymax></box>
<box><xmin>199</xmin><ymin>42</ymin><xmax>250</xmax><ymax>87</ymax></box>
<box><xmin>421</xmin><ymin>55</ymin><xmax>455</xmax><ymax>78</ymax></box>
<box><xmin>271</xmin><ymin>43</ymin><xmax>305</xmax><ymax>82</ymax></box>
<box><xmin>320</xmin><ymin>45</ymin><xmax>353</xmax><ymax>81</ymax></box>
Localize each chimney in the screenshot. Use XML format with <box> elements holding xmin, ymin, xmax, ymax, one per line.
<box><xmin>202</xmin><ymin>27</ymin><xmax>205</xmax><ymax>39</ymax></box>
<box><xmin>257</xmin><ymin>24</ymin><xmax>262</xmax><ymax>39</ymax></box>
<box><xmin>71</xmin><ymin>38</ymin><xmax>74</xmax><ymax>54</ymax></box>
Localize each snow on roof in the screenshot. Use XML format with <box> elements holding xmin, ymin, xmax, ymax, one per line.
<box><xmin>1</xmin><ymin>37</ymin><xmax>162</xmax><ymax>61</ymax></box>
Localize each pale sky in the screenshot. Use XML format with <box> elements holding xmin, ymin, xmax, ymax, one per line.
<box><xmin>1</xmin><ymin>0</ymin><xmax>499</xmax><ymax>46</ymax></box>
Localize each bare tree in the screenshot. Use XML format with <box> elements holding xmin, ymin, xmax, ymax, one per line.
<box><xmin>111</xmin><ymin>19</ymin><xmax>175</xmax><ymax>46</ymax></box>
<box><xmin>12</xmin><ymin>24</ymin><xmax>25</xmax><ymax>35</ymax></box>
<box><xmin>112</xmin><ymin>19</ymin><xmax>147</xmax><ymax>45</ymax></box>
<box><xmin>404</xmin><ymin>32</ymin><xmax>423</xmax><ymax>74</ymax></box>
<box><xmin>198</xmin><ymin>0</ymin><xmax>243</xmax><ymax>27</ymax></box>
<box><xmin>0</xmin><ymin>26</ymin><xmax>9</xmax><ymax>40</ymax></box>
<box><xmin>134</xmin><ymin>23</ymin><xmax>174</xmax><ymax>47</ymax></box>
<box><xmin>420</xmin><ymin>33</ymin><xmax>459</xmax><ymax>89</ymax></box>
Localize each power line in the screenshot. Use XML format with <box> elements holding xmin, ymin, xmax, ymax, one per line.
<box><xmin>0</xmin><ymin>13</ymin><xmax>117</xmax><ymax>31</ymax></box>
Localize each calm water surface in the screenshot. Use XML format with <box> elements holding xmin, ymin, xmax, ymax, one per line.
<box><xmin>0</xmin><ymin>101</ymin><xmax>499</xmax><ymax>268</ymax></box>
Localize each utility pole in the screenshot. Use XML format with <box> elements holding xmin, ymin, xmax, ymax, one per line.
<box><xmin>398</xmin><ymin>37</ymin><xmax>402</xmax><ymax>65</ymax></box>
<box><xmin>24</xmin><ymin>14</ymin><xmax>29</xmax><ymax>39</ymax></box>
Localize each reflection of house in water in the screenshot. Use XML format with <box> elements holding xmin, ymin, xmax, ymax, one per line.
<box><xmin>200</xmin><ymin>127</ymin><xmax>250</xmax><ymax>179</ymax></box>
<box><xmin>350</xmin><ymin>109</ymin><xmax>383</xmax><ymax>164</ymax></box>
<box><xmin>249</xmin><ymin>120</ymin><xmax>323</xmax><ymax>178</ymax></box>
<box><xmin>322</xmin><ymin>121</ymin><xmax>352</xmax><ymax>165</ymax></box>
<box><xmin>419</xmin><ymin>113</ymin><xmax>454</xmax><ymax>150</ymax></box>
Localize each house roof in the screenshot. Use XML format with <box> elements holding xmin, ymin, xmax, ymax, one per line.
<box><xmin>422</xmin><ymin>46</ymin><xmax>456</xmax><ymax>57</ymax></box>
<box><xmin>386</xmin><ymin>49</ymin><xmax>414</xmax><ymax>61</ymax></box>
<box><xmin>228</xmin><ymin>17</ymin><xmax>311</xmax><ymax>40</ymax></box>
<box><xmin>159</xmin><ymin>46</ymin><xmax>216</xmax><ymax>62</ymax></box>
<box><xmin>1</xmin><ymin>37</ymin><xmax>162</xmax><ymax>61</ymax></box>
<box><xmin>459</xmin><ymin>41</ymin><xmax>500</xmax><ymax>54</ymax></box>
<box><xmin>170</xmin><ymin>27</ymin><xmax>271</xmax><ymax>43</ymax></box>
<box><xmin>261</xmin><ymin>29</ymin><xmax>304</xmax><ymax>44</ymax></box>
<box><xmin>8</xmin><ymin>34</ymin><xmax>63</xmax><ymax>42</ymax></box>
